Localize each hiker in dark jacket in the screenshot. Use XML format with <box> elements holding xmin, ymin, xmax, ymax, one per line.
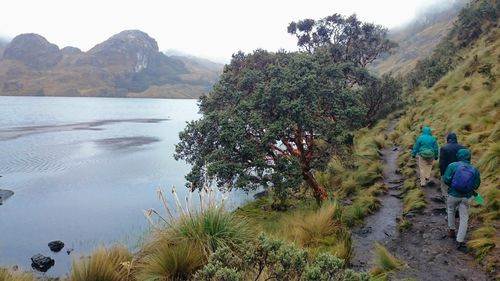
<box><xmin>439</xmin><ymin>133</ymin><xmax>466</xmax><ymax>197</ymax></box>
<box><xmin>443</xmin><ymin>148</ymin><xmax>480</xmax><ymax>250</ymax></box>
<box><xmin>412</xmin><ymin>127</ymin><xmax>439</xmax><ymax>186</ymax></box>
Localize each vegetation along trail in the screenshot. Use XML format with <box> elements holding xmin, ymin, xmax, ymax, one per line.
<box><xmin>351</xmin><ymin>119</ymin><xmax>403</xmax><ymax>270</ymax></box>
<box><xmin>351</xmin><ymin>118</ymin><xmax>493</xmax><ymax>280</ymax></box>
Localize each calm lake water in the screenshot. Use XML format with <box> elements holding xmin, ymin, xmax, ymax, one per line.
<box><xmin>0</xmin><ymin>96</ymin><xmax>253</xmax><ymax>277</ymax></box>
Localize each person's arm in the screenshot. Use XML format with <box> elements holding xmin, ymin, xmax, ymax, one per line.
<box><xmin>412</xmin><ymin>137</ymin><xmax>420</xmax><ymax>157</ymax></box>
<box><xmin>439</xmin><ymin>147</ymin><xmax>446</xmax><ymax>175</ymax></box>
<box><xmin>474</xmin><ymin>168</ymin><xmax>481</xmax><ymax>190</ymax></box>
<box><xmin>443</xmin><ymin>163</ymin><xmax>456</xmax><ymax>185</ymax></box>
<box><xmin>433</xmin><ymin>139</ymin><xmax>439</xmax><ymax>160</ymax></box>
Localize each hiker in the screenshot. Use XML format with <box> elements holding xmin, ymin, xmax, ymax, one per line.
<box><xmin>411</xmin><ymin>126</ymin><xmax>439</xmax><ymax>186</ymax></box>
<box><xmin>443</xmin><ymin>148</ymin><xmax>480</xmax><ymax>250</ymax></box>
<box><xmin>439</xmin><ymin>133</ymin><xmax>466</xmax><ymax>198</ymax></box>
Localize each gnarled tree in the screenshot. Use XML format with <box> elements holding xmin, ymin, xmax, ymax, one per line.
<box><xmin>175</xmin><ymin>50</ymin><xmax>366</xmax><ymax>204</ymax></box>
<box><xmin>176</xmin><ymin>14</ymin><xmax>396</xmax><ymax>204</ymax></box>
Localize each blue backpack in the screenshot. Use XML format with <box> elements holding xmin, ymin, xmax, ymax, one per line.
<box><xmin>451</xmin><ymin>163</ymin><xmax>476</xmax><ymax>193</ymax></box>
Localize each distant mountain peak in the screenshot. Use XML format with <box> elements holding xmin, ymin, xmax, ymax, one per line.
<box><xmin>3</xmin><ymin>33</ymin><xmax>62</xmax><ymax>70</ymax></box>
<box><xmin>0</xmin><ymin>30</ymin><xmax>223</xmax><ymax>98</ymax></box>
<box><xmin>86</xmin><ymin>30</ymin><xmax>159</xmax><ymax>72</ymax></box>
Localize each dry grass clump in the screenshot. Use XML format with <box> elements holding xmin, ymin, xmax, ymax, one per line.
<box><xmin>0</xmin><ymin>269</ymin><xmax>37</xmax><ymax>281</ymax></box>
<box><xmin>477</xmin><ymin>142</ymin><xmax>500</xmax><ymax>175</ymax></box>
<box><xmin>70</xmin><ymin>246</ymin><xmax>133</xmax><ymax>281</ymax></box>
<box><xmin>285</xmin><ymin>202</ymin><xmax>353</xmax><ymax>261</ymax></box>
<box><xmin>403</xmin><ymin>188</ymin><xmax>426</xmax><ymax>214</ymax></box>
<box><xmin>136</xmin><ymin>240</ymin><xmax>205</xmax><ymax>281</ymax></box>
<box><xmin>138</xmin><ymin>188</ymin><xmax>254</xmax><ymax>280</ymax></box>
<box><xmin>467</xmin><ymin>227</ymin><xmax>498</xmax><ymax>262</ymax></box>
<box><xmin>369</xmin><ymin>243</ymin><xmax>405</xmax><ymax>280</ymax></box>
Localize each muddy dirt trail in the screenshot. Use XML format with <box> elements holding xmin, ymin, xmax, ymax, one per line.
<box><xmin>388</xmin><ymin>177</ymin><xmax>491</xmax><ymax>280</ymax></box>
<box><xmin>351</xmin><ymin>119</ymin><xmax>403</xmax><ymax>269</ymax></box>
<box><xmin>352</xmin><ymin>120</ymin><xmax>493</xmax><ymax>280</ymax></box>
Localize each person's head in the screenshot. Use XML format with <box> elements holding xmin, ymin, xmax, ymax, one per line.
<box><xmin>456</xmin><ymin>148</ymin><xmax>471</xmax><ymax>162</ymax></box>
<box><xmin>446</xmin><ymin>132</ymin><xmax>458</xmax><ymax>144</ymax></box>
<box><xmin>422</xmin><ymin>126</ymin><xmax>432</xmax><ymax>135</ymax></box>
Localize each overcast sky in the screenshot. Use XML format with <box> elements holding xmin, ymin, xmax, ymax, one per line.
<box><xmin>1</xmin><ymin>0</ymin><xmax>455</xmax><ymax>63</ymax></box>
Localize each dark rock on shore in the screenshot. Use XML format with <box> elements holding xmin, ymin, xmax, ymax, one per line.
<box><xmin>48</xmin><ymin>240</ymin><xmax>64</xmax><ymax>252</ymax></box>
<box><xmin>31</xmin><ymin>254</ymin><xmax>55</xmax><ymax>272</ymax></box>
<box><xmin>0</xmin><ymin>189</ymin><xmax>14</xmax><ymax>205</ymax></box>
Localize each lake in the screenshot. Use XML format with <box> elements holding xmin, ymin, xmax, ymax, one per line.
<box><xmin>0</xmin><ymin>96</ymin><xmax>254</xmax><ymax>277</ymax></box>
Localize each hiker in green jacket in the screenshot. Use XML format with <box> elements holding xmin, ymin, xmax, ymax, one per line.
<box><xmin>443</xmin><ymin>148</ymin><xmax>480</xmax><ymax>250</ymax></box>
<box><xmin>411</xmin><ymin>127</ymin><xmax>439</xmax><ymax>187</ymax></box>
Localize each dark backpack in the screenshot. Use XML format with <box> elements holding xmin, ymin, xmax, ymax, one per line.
<box><xmin>451</xmin><ymin>163</ymin><xmax>476</xmax><ymax>192</ymax></box>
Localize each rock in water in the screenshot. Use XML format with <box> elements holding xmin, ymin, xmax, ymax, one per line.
<box><xmin>48</xmin><ymin>240</ymin><xmax>64</xmax><ymax>252</ymax></box>
<box><xmin>0</xmin><ymin>189</ymin><xmax>14</xmax><ymax>205</ymax></box>
<box><xmin>31</xmin><ymin>254</ymin><xmax>54</xmax><ymax>272</ymax></box>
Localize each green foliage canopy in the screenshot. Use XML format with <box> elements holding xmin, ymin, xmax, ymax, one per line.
<box><xmin>176</xmin><ymin>14</ymin><xmax>398</xmax><ymax>204</ymax></box>
<box><xmin>175</xmin><ymin>50</ymin><xmax>367</xmax><ymax>203</ymax></box>
<box><xmin>287</xmin><ymin>13</ymin><xmax>397</xmax><ymax>67</ymax></box>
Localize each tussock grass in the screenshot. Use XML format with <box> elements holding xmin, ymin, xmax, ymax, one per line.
<box><xmin>398</xmin><ymin>218</ymin><xmax>412</xmax><ymax>232</ymax></box>
<box><xmin>136</xmin><ymin>240</ymin><xmax>205</xmax><ymax>281</ymax></box>
<box><xmin>285</xmin><ymin>202</ymin><xmax>353</xmax><ymax>260</ymax></box>
<box><xmin>0</xmin><ymin>269</ymin><xmax>37</xmax><ymax>281</ymax></box>
<box><xmin>337</xmin><ymin>176</ymin><xmax>359</xmax><ymax>197</ymax></box>
<box><xmin>70</xmin><ymin>246</ymin><xmax>132</xmax><ymax>281</ymax></box>
<box><xmin>403</xmin><ymin>188</ymin><xmax>426</xmax><ymax>214</ymax></box>
<box><xmin>477</xmin><ymin>142</ymin><xmax>500</xmax><ymax>175</ymax></box>
<box><xmin>139</xmin><ymin>188</ymin><xmax>254</xmax><ymax>280</ymax></box>
<box><xmin>145</xmin><ymin>189</ymin><xmax>254</xmax><ymax>258</ymax></box>
<box><xmin>286</xmin><ymin>202</ymin><xmax>343</xmax><ymax>247</ymax></box>
<box><xmin>170</xmin><ymin>206</ymin><xmax>252</xmax><ymax>256</ymax></box>
<box><xmin>488</xmin><ymin>122</ymin><xmax>500</xmax><ymax>142</ymax></box>
<box><xmin>467</xmin><ymin>238</ymin><xmax>496</xmax><ymax>262</ymax></box>
<box><xmin>467</xmin><ymin>227</ymin><xmax>498</xmax><ymax>261</ymax></box>
<box><xmin>342</xmin><ymin>183</ymin><xmax>383</xmax><ymax>226</ymax></box>
<box><xmin>370</xmin><ymin>243</ymin><xmax>405</xmax><ymax>279</ymax></box>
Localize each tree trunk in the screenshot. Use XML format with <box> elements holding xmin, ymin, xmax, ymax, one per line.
<box><xmin>302</xmin><ymin>169</ymin><xmax>328</xmax><ymax>205</ymax></box>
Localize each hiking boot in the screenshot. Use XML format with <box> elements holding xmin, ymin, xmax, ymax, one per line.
<box><xmin>447</xmin><ymin>229</ymin><xmax>456</xmax><ymax>239</ymax></box>
<box><xmin>457</xmin><ymin>242</ymin><xmax>467</xmax><ymax>252</ymax></box>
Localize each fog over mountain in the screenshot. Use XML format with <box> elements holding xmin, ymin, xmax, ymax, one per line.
<box><xmin>371</xmin><ymin>0</ymin><xmax>469</xmax><ymax>74</ymax></box>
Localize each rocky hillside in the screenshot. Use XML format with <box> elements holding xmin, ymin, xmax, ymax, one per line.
<box><xmin>0</xmin><ymin>30</ymin><xmax>223</xmax><ymax>98</ymax></box>
<box><xmin>0</xmin><ymin>38</ymin><xmax>7</xmax><ymax>58</ymax></box>
<box><xmin>372</xmin><ymin>0</ymin><xmax>468</xmax><ymax>75</ymax></box>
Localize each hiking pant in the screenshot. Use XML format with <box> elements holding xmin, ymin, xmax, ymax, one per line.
<box><xmin>440</xmin><ymin>181</ymin><xmax>449</xmax><ymax>198</ymax></box>
<box><xmin>447</xmin><ymin>195</ymin><xmax>471</xmax><ymax>243</ymax></box>
<box><xmin>418</xmin><ymin>156</ymin><xmax>433</xmax><ymax>186</ymax></box>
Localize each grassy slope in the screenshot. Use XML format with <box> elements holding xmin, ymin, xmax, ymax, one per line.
<box><xmin>393</xmin><ymin>26</ymin><xmax>499</xmax><ymax>268</ymax></box>
<box><xmin>374</xmin><ymin>18</ymin><xmax>456</xmax><ymax>75</ymax></box>
<box><xmin>371</xmin><ymin>0</ymin><xmax>467</xmax><ymax>75</ymax></box>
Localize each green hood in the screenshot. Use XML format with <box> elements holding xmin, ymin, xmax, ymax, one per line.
<box><xmin>422</xmin><ymin>127</ymin><xmax>432</xmax><ymax>135</ymax></box>
<box><xmin>457</xmin><ymin>148</ymin><xmax>471</xmax><ymax>162</ymax></box>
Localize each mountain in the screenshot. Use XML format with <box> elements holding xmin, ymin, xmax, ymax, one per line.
<box><xmin>0</xmin><ymin>38</ymin><xmax>8</xmax><ymax>58</ymax></box>
<box><xmin>0</xmin><ymin>30</ymin><xmax>224</xmax><ymax>98</ymax></box>
<box><xmin>371</xmin><ymin>0</ymin><xmax>468</xmax><ymax>75</ymax></box>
